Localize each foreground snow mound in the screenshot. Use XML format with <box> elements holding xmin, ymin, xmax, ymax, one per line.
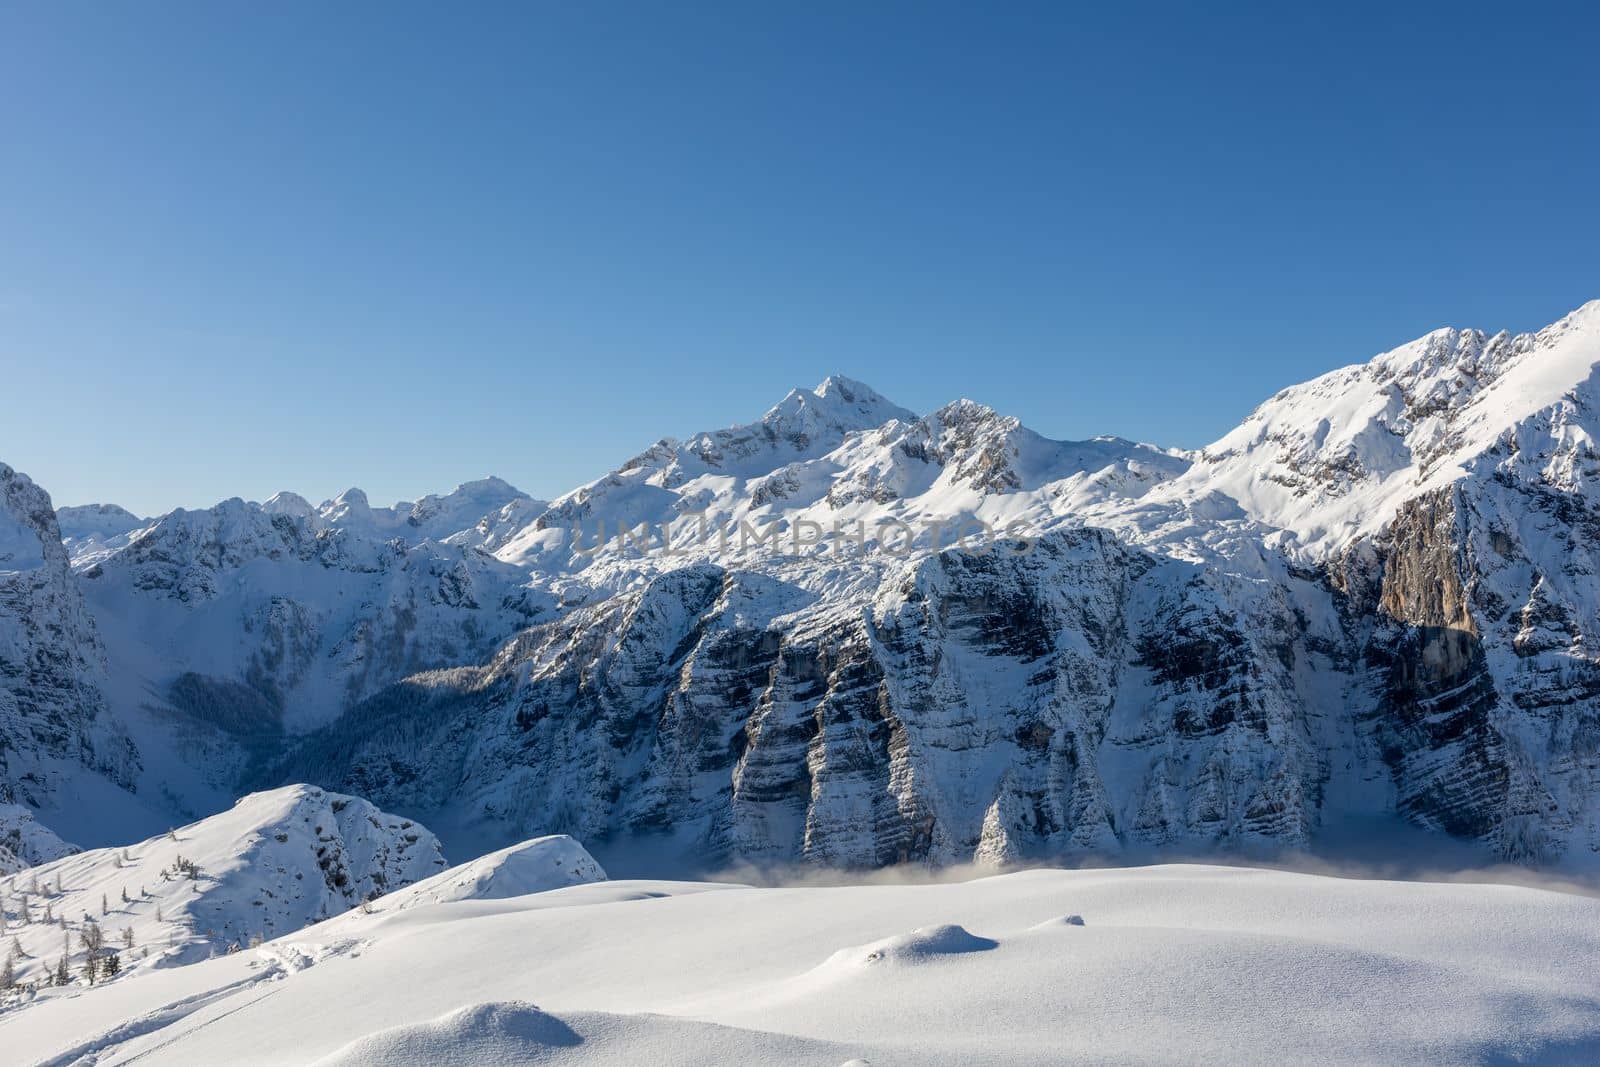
<box><xmin>311</xmin><ymin>1001</ymin><xmax>581</xmax><ymax>1065</ymax></box>
<box><xmin>312</xmin><ymin>1002</ymin><xmax>848</xmax><ymax>1067</ymax></box>
<box><xmin>825</xmin><ymin>924</ymin><xmax>999</xmax><ymax>969</ymax></box>
<box><xmin>375</xmin><ymin>835</ymin><xmax>604</xmax><ymax>912</ymax></box>
<box><xmin>0</xmin><ymin>804</ymin><xmax>78</xmax><ymax>875</ymax></box>
<box><xmin>0</xmin><ymin>785</ymin><xmax>444</xmax><ymax>992</ymax></box>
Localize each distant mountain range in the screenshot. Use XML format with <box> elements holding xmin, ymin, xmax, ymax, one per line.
<box><xmin>5</xmin><ymin>300</ymin><xmax>1600</xmax><ymax>872</ymax></box>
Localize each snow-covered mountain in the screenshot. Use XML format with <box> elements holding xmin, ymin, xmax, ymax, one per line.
<box><xmin>4</xmin><ymin>304</ymin><xmax>1600</xmax><ymax>873</ymax></box>
<box><xmin>54</xmin><ymin>504</ymin><xmax>149</xmax><ymax>571</ymax></box>
<box><xmin>305</xmin><ymin>476</ymin><xmax>536</xmax><ymax>544</ymax></box>
<box><xmin>79</xmin><ymin>494</ymin><xmax>549</xmax><ymax>722</ymax></box>
<box><xmin>0</xmin><ymin>785</ymin><xmax>444</xmax><ymax>991</ymax></box>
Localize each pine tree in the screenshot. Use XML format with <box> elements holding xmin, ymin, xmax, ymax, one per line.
<box><xmin>121</xmin><ymin>887</ymin><xmax>129</xmax><ymax>905</ymax></box>
<box><xmin>81</xmin><ymin>920</ymin><xmax>104</xmax><ymax>958</ymax></box>
<box><xmin>42</xmin><ymin>902</ymin><xmax>52</xmax><ymax>924</ymax></box>
<box><xmin>102</xmin><ymin>953</ymin><xmax>120</xmax><ymax>978</ymax></box>
<box><xmin>53</xmin><ymin>956</ymin><xmax>68</xmax><ymax>987</ymax></box>
<box><xmin>155</xmin><ymin>904</ymin><xmax>164</xmax><ymax>923</ymax></box>
<box><xmin>122</xmin><ymin>926</ymin><xmax>134</xmax><ymax>950</ymax></box>
<box><xmin>101</xmin><ymin>893</ymin><xmax>109</xmax><ymax>916</ymax></box>
<box><xmin>81</xmin><ymin>922</ymin><xmax>105</xmax><ymax>984</ymax></box>
<box><xmin>1</xmin><ymin>943</ymin><xmax>14</xmax><ymax>989</ymax></box>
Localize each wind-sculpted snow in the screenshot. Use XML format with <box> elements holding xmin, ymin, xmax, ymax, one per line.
<box><xmin>3</xmin><ymin>864</ymin><xmax>1598</xmax><ymax>1064</ymax></box>
<box><xmin>0</xmin><ymin>785</ymin><xmax>445</xmax><ymax>995</ymax></box>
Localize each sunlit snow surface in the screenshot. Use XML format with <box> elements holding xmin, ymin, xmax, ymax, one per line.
<box><xmin>3</xmin><ymin>862</ymin><xmax>1598</xmax><ymax>1065</ymax></box>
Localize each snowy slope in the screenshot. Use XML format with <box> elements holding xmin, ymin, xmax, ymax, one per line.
<box><xmin>1</xmin><ymin>863</ymin><xmax>1597</xmax><ymax>1064</ymax></box>
<box><xmin>0</xmin><ymin>785</ymin><xmax>444</xmax><ymax>993</ymax></box>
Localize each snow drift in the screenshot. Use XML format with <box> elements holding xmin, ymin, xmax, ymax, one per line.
<box><xmin>371</xmin><ymin>835</ymin><xmax>605</xmax><ymax>912</ymax></box>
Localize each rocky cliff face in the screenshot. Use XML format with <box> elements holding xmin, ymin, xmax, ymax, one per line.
<box><xmin>0</xmin><ymin>464</ymin><xmax>137</xmax><ymax>815</ymax></box>
<box><xmin>271</xmin><ymin>532</ymin><xmax>1338</xmax><ymax>868</ymax></box>
<box><xmin>1327</xmin><ymin>460</ymin><xmax>1600</xmax><ymax>863</ymax></box>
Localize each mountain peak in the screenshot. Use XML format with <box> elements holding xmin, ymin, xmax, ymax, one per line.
<box><xmin>815</xmin><ymin>374</ymin><xmax>886</xmax><ymax>403</ymax></box>
<box><xmin>450</xmin><ymin>475</ymin><xmax>522</xmax><ymax>496</ymax></box>
<box><xmin>762</xmin><ymin>376</ymin><xmax>916</xmax><ymax>431</ymax></box>
<box><xmin>262</xmin><ymin>491</ymin><xmax>315</xmax><ymax>518</ymax></box>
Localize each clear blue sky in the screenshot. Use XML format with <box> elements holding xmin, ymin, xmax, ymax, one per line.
<box><xmin>2</xmin><ymin>2</ymin><xmax>1596</xmax><ymax>516</ymax></box>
